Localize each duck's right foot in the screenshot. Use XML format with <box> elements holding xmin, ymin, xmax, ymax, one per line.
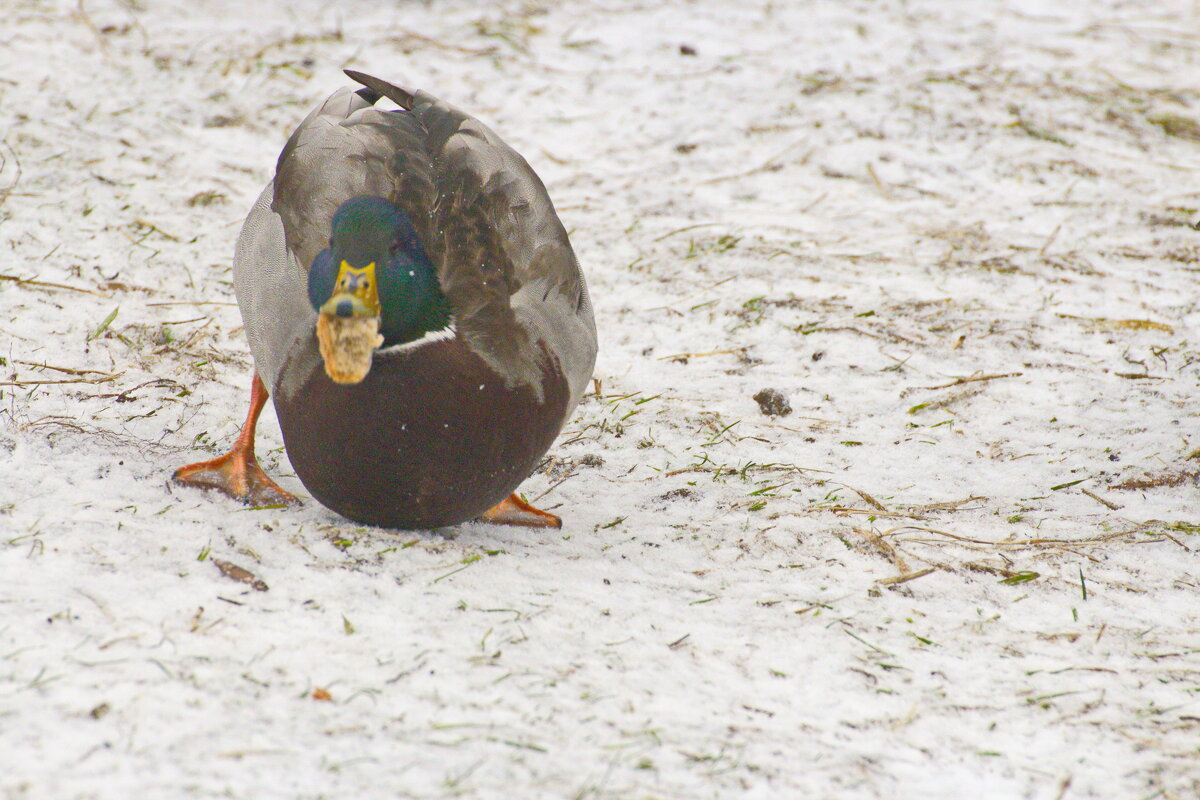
<box><xmin>173</xmin><ymin>451</ymin><xmax>297</xmax><ymax>507</ymax></box>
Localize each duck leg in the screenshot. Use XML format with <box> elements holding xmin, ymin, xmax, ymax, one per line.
<box><xmin>478</xmin><ymin>493</ymin><xmax>562</xmax><ymax>528</ymax></box>
<box><xmin>173</xmin><ymin>372</ymin><xmax>297</xmax><ymax>506</ymax></box>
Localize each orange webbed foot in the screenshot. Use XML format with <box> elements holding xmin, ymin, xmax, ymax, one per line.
<box><xmin>173</xmin><ymin>372</ymin><xmax>297</xmax><ymax>507</ymax></box>
<box><xmin>173</xmin><ymin>452</ymin><xmax>296</xmax><ymax>507</ymax></box>
<box><xmin>477</xmin><ymin>493</ymin><xmax>562</xmax><ymax>528</ymax></box>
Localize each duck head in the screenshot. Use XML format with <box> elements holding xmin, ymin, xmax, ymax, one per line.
<box><xmin>307</xmin><ymin>196</ymin><xmax>451</xmax><ymax>384</ymax></box>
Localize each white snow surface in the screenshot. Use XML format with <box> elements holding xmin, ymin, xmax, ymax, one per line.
<box><xmin>2</xmin><ymin>1</ymin><xmax>1199</xmax><ymax>798</ymax></box>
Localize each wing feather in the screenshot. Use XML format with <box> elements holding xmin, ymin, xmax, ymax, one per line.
<box><xmin>266</xmin><ymin>73</ymin><xmax>592</xmax><ymax>392</ymax></box>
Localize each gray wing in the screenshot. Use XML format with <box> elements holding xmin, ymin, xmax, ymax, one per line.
<box><xmin>396</xmin><ymin>82</ymin><xmax>594</xmax><ymax>397</ymax></box>
<box><xmin>233</xmin><ymin>182</ymin><xmax>312</xmax><ymax>395</ymax></box>
<box><xmin>265</xmin><ymin>73</ymin><xmax>594</xmax><ymax>402</ymax></box>
<box><xmin>235</xmin><ymin>86</ymin><xmax>396</xmax><ymax>396</ymax></box>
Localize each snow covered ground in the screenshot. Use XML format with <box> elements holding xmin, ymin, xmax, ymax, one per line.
<box><xmin>2</xmin><ymin>0</ymin><xmax>1199</xmax><ymax>797</ymax></box>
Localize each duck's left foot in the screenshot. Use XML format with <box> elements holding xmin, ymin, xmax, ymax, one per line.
<box><xmin>478</xmin><ymin>493</ymin><xmax>562</xmax><ymax>528</ymax></box>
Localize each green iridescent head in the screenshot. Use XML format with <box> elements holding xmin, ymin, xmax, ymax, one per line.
<box><xmin>308</xmin><ymin>196</ymin><xmax>451</xmax><ymax>346</ymax></box>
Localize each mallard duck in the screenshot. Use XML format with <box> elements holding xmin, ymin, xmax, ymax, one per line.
<box><xmin>173</xmin><ymin>70</ymin><xmax>597</xmax><ymax>529</ymax></box>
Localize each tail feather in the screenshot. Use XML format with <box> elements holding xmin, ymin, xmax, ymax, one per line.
<box><xmin>344</xmin><ymin>69</ymin><xmax>415</xmax><ymax>110</ymax></box>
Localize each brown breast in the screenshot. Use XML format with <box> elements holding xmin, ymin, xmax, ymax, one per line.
<box><xmin>274</xmin><ymin>334</ymin><xmax>569</xmax><ymax>529</ymax></box>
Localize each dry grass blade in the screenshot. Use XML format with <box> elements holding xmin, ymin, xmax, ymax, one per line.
<box><xmin>772</xmin><ymin>506</ymin><xmax>923</xmax><ymax>519</ymax></box>
<box><xmin>531</xmin><ymin>468</ymin><xmax>580</xmax><ymax>502</ymax></box>
<box><xmin>877</xmin><ymin>568</ymin><xmax>936</xmax><ymax>586</ymax></box>
<box><xmin>893</xmin><ymin>524</ymin><xmax>1150</xmax><ymax>550</ymax></box>
<box><xmin>853</xmin><ymin>527</ymin><xmax>910</xmax><ymax>573</ymax></box>
<box><xmin>845</xmin><ymin>485</ymin><xmax>888</xmax><ymax>512</ymax></box>
<box><xmin>0</xmin><ymin>373</ymin><xmax>122</xmax><ymax>387</ymax></box>
<box><xmin>1147</xmin><ymin>112</ymin><xmax>1200</xmax><ymax>142</ymax></box>
<box><xmin>146</xmin><ymin>301</ymin><xmax>239</xmax><ymax>307</ymax></box>
<box><xmin>641</xmin><ymin>276</ymin><xmax>736</xmax><ymax>313</ymax></box>
<box><xmin>701</xmin><ymin>138</ymin><xmax>810</xmax><ymax>184</ymax></box>
<box><xmin>18</xmin><ymin>416</ymin><xmax>174</xmax><ymax>453</ymax></box>
<box><xmin>13</xmin><ymin>360</ymin><xmax>113</xmax><ymax>376</ymax></box>
<box><xmin>0</xmin><ymin>273</ymin><xmax>104</xmax><ymax>295</ymax></box>
<box><xmin>1056</xmin><ymin>314</ymin><xmax>1174</xmax><ymax>334</ymax></box>
<box><xmin>904</xmin><ymin>496</ymin><xmax>987</xmax><ymax>512</ymax></box>
<box><xmin>780</xmin><ymin>496</ymin><xmax>987</xmax><ymax>521</ymax></box>
<box><xmin>387</xmin><ymin>28</ymin><xmax>500</xmax><ymax>55</ymax></box>
<box><xmin>921</xmin><ymin>372</ymin><xmax>1022</xmax><ymax>391</ymax></box>
<box><xmin>1109</xmin><ymin>471</ymin><xmax>1198</xmax><ymax>490</ymax></box>
<box><xmin>806</xmin><ymin>324</ymin><xmax>924</xmax><ymax>346</ymax></box>
<box><xmin>656</xmin><ymin>348</ymin><xmax>746</xmax><ymax>361</ymax></box>
<box><xmin>652</xmin><ymin>222</ymin><xmax>720</xmax><ymax>242</ymax></box>
<box><xmin>866</xmin><ymin>162</ymin><xmax>892</xmax><ymax>199</ymax></box>
<box><xmin>1081</xmin><ymin>487</ymin><xmax>1122</xmax><ymax>510</ymax></box>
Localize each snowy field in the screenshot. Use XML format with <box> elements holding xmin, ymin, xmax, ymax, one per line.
<box><xmin>3</xmin><ymin>0</ymin><xmax>1199</xmax><ymax>797</ymax></box>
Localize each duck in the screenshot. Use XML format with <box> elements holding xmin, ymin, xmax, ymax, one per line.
<box><xmin>173</xmin><ymin>70</ymin><xmax>597</xmax><ymax>529</ymax></box>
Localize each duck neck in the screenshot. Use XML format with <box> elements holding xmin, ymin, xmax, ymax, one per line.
<box><xmin>378</xmin><ymin>252</ymin><xmax>451</xmax><ymax>346</ymax></box>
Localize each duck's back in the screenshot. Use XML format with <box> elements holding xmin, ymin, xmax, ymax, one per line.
<box><xmin>235</xmin><ymin>79</ymin><xmax>594</xmax><ymax>406</ymax></box>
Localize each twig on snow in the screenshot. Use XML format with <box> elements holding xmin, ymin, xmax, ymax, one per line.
<box><xmin>920</xmin><ymin>372</ymin><xmax>1023</xmax><ymax>391</ymax></box>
